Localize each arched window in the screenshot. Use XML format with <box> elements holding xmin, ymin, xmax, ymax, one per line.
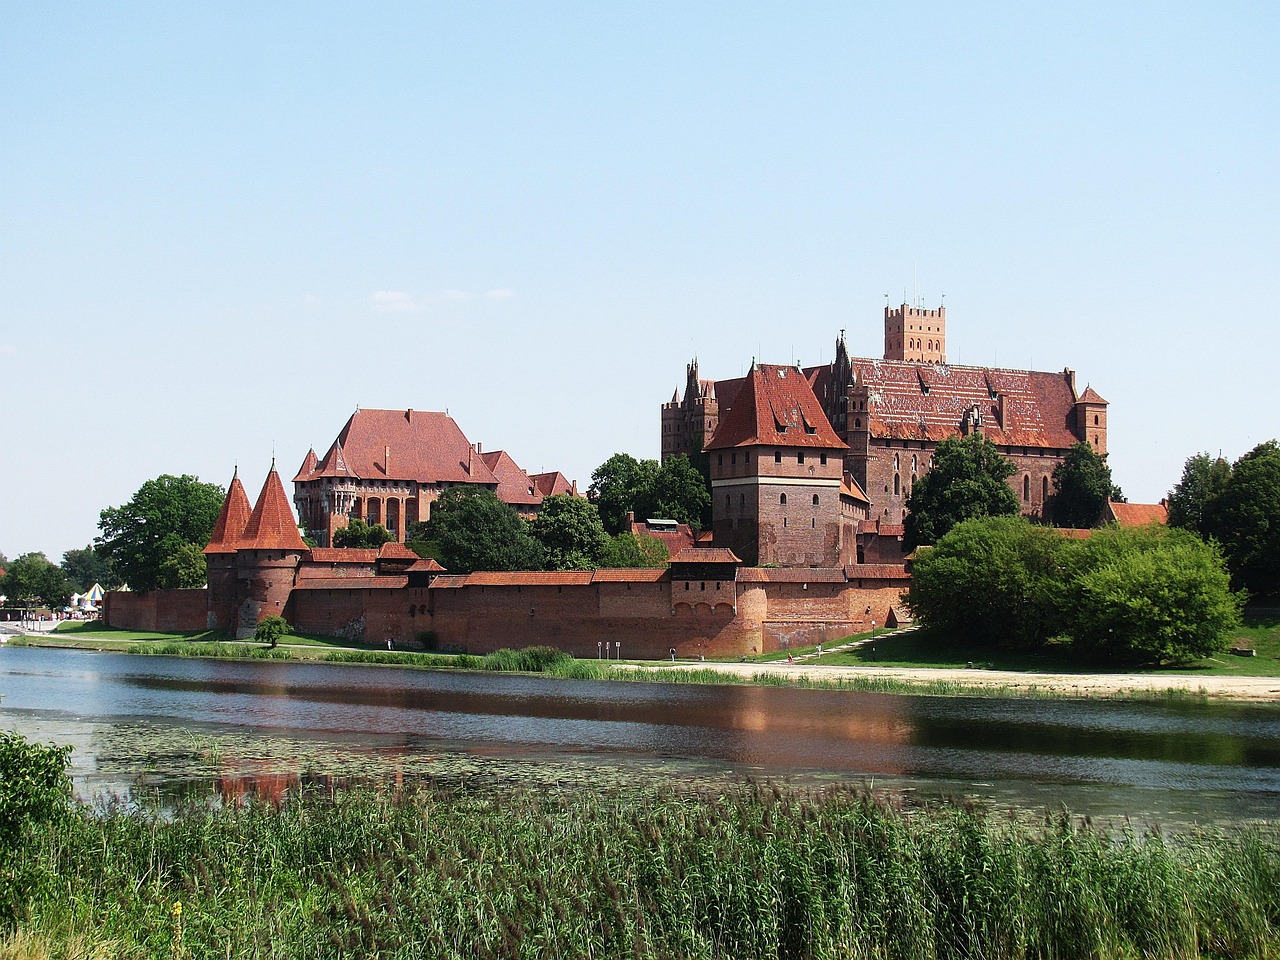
<box><xmin>893</xmin><ymin>474</ymin><xmax>900</xmax><ymax>496</ymax></box>
<box><xmin>812</xmin><ymin>494</ymin><xmax>820</xmax><ymax>505</ymax></box>
<box><xmin>1023</xmin><ymin>475</ymin><xmax>1030</xmax><ymax>501</ymax></box>
<box><xmin>854</xmin><ymin>417</ymin><xmax>861</xmax><ymax>429</ymax></box>
<box><xmin>780</xmin><ymin>493</ymin><xmax>787</xmax><ymax>505</ymax></box>
<box><xmin>1094</xmin><ymin>414</ymin><xmax>1100</xmax><ymax>425</ymax></box>
<box><xmin>725</xmin><ymin>494</ymin><xmax>731</xmax><ymax>510</ymax></box>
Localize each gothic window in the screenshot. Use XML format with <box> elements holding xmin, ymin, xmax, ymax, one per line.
<box><xmin>854</xmin><ymin>418</ymin><xmax>861</xmax><ymax>429</ymax></box>
<box><xmin>1023</xmin><ymin>475</ymin><xmax>1030</xmax><ymax>501</ymax></box>
<box><xmin>1094</xmin><ymin>414</ymin><xmax>1100</xmax><ymax>425</ymax></box>
<box><xmin>894</xmin><ymin>474</ymin><xmax>900</xmax><ymax>496</ymax></box>
<box><xmin>780</xmin><ymin>493</ymin><xmax>787</xmax><ymax>505</ymax></box>
<box><xmin>812</xmin><ymin>494</ymin><xmax>819</xmax><ymax>505</ymax></box>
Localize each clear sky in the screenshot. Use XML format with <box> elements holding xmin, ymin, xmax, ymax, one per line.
<box><xmin>3</xmin><ymin>2</ymin><xmax>1277</xmax><ymax>563</ymax></box>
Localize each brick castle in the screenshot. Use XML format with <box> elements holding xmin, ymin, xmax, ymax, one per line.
<box><xmin>104</xmin><ymin>300</ymin><xmax>1110</xmax><ymax>658</ymax></box>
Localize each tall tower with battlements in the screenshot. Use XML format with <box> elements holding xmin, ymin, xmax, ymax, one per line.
<box><xmin>884</xmin><ymin>302</ymin><xmax>946</xmax><ymax>363</ymax></box>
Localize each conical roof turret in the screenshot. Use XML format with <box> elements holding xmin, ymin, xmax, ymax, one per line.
<box><xmin>241</xmin><ymin>462</ymin><xmax>308</xmax><ymax>551</ymax></box>
<box><xmin>204</xmin><ymin>468</ymin><xmax>253</xmax><ymax>555</ymax></box>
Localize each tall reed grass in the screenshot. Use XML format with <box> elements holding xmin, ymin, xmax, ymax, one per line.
<box><xmin>6</xmin><ymin>782</ymin><xmax>1277</xmax><ymax>959</ymax></box>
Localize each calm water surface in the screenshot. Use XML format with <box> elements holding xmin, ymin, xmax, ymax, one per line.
<box><xmin>2</xmin><ymin>646</ymin><xmax>1278</xmax><ymax>824</ymax></box>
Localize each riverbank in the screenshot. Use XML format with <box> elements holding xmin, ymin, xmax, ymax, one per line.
<box><xmin>7</xmin><ymin>627</ymin><xmax>1280</xmax><ymax>702</ymax></box>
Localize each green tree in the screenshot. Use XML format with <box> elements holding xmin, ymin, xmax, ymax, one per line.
<box><xmin>1065</xmin><ymin>525</ymin><xmax>1241</xmax><ymax>664</ymax></box>
<box><xmin>588</xmin><ymin>454</ymin><xmax>661</xmax><ymax>534</ymax></box>
<box><xmin>529</xmin><ymin>495</ymin><xmax>610</xmax><ymax>570</ymax></box>
<box><xmin>903</xmin><ymin>434</ymin><xmax>1020</xmax><ymax>548</ymax></box>
<box><xmin>60</xmin><ymin>544</ymin><xmax>121</xmax><ymax>592</ymax></box>
<box><xmin>254</xmin><ymin>614</ymin><xmax>292</xmax><ymax>648</ymax></box>
<box><xmin>0</xmin><ymin>732</ymin><xmax>72</xmax><ymax>923</ymax></box>
<box><xmin>1166</xmin><ymin>452</ymin><xmax>1231</xmax><ymax>534</ymax></box>
<box><xmin>333</xmin><ymin>518</ymin><xmax>395</xmax><ymax>549</ymax></box>
<box><xmin>907</xmin><ymin>517</ymin><xmax>1067</xmax><ymax>649</ymax></box>
<box><xmin>602</xmin><ymin>533</ymin><xmax>670</xmax><ymax>568</ymax></box>
<box><xmin>1202</xmin><ymin>440</ymin><xmax>1280</xmax><ymax>597</ymax></box>
<box><xmin>0</xmin><ymin>553</ymin><xmax>74</xmax><ymax>610</ymax></box>
<box><xmin>0</xmin><ymin>551</ymin><xmax>8</xmax><ymax>568</ymax></box>
<box><xmin>1050</xmin><ymin>442</ymin><xmax>1117</xmax><ymax>529</ymax></box>
<box><xmin>95</xmin><ymin>475</ymin><xmax>225</xmax><ymax>591</ymax></box>
<box><xmin>647</xmin><ymin>455</ymin><xmax>712</xmax><ymax>530</ymax></box>
<box><xmin>422</xmin><ymin>488</ymin><xmax>542</xmax><ymax>574</ymax></box>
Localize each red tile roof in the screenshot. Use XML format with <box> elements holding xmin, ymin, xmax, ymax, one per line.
<box><xmin>241</xmin><ymin>466</ymin><xmax>308</xmax><ymax>552</ymax></box>
<box><xmin>377</xmin><ymin>541</ymin><xmax>420</xmax><ymax>560</ymax></box>
<box><xmin>309</xmin><ymin>408</ymin><xmax>500</xmax><ymax>486</ymax></box>
<box><xmin>1076</xmin><ymin>386</ymin><xmax>1108</xmax><ymax>405</ymax></box>
<box><xmin>463</xmin><ymin>571</ymin><xmax>596</xmax><ymax>587</ymax></box>
<box><xmin>310</xmin><ymin>438</ymin><xmax>358</xmax><ymax>479</ymax></box>
<box><xmin>292</xmin><ymin>448</ymin><xmax>318</xmax><ymax>483</ymax></box>
<box><xmin>669</xmin><ymin>547</ymin><xmax>742</xmax><ymax>564</ymax></box>
<box><xmin>530</xmin><ymin>471</ymin><xmax>575</xmax><ymax>497</ymax></box>
<box><xmin>843</xmin><ymin>563</ymin><xmax>910</xmax><ymax>579</ymax></box>
<box><xmin>479</xmin><ymin>450</ymin><xmax>541</xmax><ymax>506</ymax></box>
<box><xmin>292</xmin><ymin>576</ymin><xmax>409</xmax><ymax>591</ymax></box>
<box><xmin>204</xmin><ymin>470</ymin><xmax>253</xmax><ymax>554</ymax></box>
<box><xmin>591</xmin><ymin>568</ymin><xmax>669</xmax><ymax>582</ymax></box>
<box><xmin>738</xmin><ymin>567</ymin><xmax>846</xmax><ymax>583</ymax></box>
<box><xmin>707</xmin><ymin>364</ymin><xmax>847</xmax><ymax>451</ymax></box>
<box><xmin>1106</xmin><ymin>500</ymin><xmax>1168</xmax><ymax>527</ymax></box>
<box><xmin>841</xmin><ymin>474</ymin><xmax>870</xmax><ymax>504</ymax></box>
<box><xmin>406</xmin><ymin>558</ymin><xmax>446</xmax><ymax>572</ymax></box>
<box><xmin>306</xmin><ymin>548</ymin><xmax>379</xmax><ymax>563</ymax></box>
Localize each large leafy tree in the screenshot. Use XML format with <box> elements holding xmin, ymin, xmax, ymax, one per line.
<box><xmin>528</xmin><ymin>495</ymin><xmax>610</xmax><ymax>571</ymax></box>
<box><xmin>588</xmin><ymin>454</ymin><xmax>662</xmax><ymax>534</ymax></box>
<box><xmin>907</xmin><ymin>517</ymin><xmax>1067</xmax><ymax>649</ymax></box>
<box><xmin>1202</xmin><ymin>440</ymin><xmax>1280</xmax><ymax>597</ymax></box>
<box><xmin>1065</xmin><ymin>525</ymin><xmax>1241</xmax><ymax>663</ymax></box>
<box><xmin>95</xmin><ymin>475</ymin><xmax>225</xmax><ymax>591</ymax></box>
<box><xmin>1051</xmin><ymin>442</ymin><xmax>1119</xmax><ymax>528</ymax></box>
<box><xmin>422</xmin><ymin>488</ymin><xmax>542</xmax><ymax>574</ymax></box>
<box><xmin>903</xmin><ymin>434</ymin><xmax>1019</xmax><ymax>548</ymax></box>
<box><xmin>1166</xmin><ymin>452</ymin><xmax>1231</xmax><ymax>535</ymax></box>
<box><xmin>333</xmin><ymin>519</ymin><xmax>395</xmax><ymax>549</ymax></box>
<box><xmin>0</xmin><ymin>553</ymin><xmax>74</xmax><ymax>609</ymax></box>
<box><xmin>588</xmin><ymin>453</ymin><xmax>710</xmax><ymax>534</ymax></box>
<box><xmin>60</xmin><ymin>545</ymin><xmax>121</xmax><ymax>592</ymax></box>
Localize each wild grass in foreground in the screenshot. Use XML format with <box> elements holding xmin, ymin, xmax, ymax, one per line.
<box><xmin>4</xmin><ymin>781</ymin><xmax>1277</xmax><ymax>960</ymax></box>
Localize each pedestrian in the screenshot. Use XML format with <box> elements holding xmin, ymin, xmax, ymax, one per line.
<box><xmin>817</xmin><ymin>644</ymin><xmax>823</xmax><ymax>656</ymax></box>
<box><xmin>786</xmin><ymin>653</ymin><xmax>794</xmax><ymax>664</ymax></box>
<box><xmin>386</xmin><ymin>638</ymin><xmax>393</xmax><ymax>651</ymax></box>
<box><xmin>669</xmin><ymin>647</ymin><xmax>676</xmax><ymax>662</ymax></box>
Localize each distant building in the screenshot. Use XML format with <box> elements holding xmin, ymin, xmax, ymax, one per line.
<box><xmin>1103</xmin><ymin>499</ymin><xmax>1169</xmax><ymax>527</ymax></box>
<box><xmin>293</xmin><ymin>407</ymin><xmax>576</xmax><ymax>546</ymax></box>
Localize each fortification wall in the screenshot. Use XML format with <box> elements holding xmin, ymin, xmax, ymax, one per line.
<box><xmin>103</xmin><ymin>589</ymin><xmax>208</xmax><ymax>633</ymax></box>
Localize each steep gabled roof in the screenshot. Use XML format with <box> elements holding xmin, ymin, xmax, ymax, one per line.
<box><xmin>706</xmin><ymin>364</ymin><xmax>847</xmax><ymax>451</ymax></box>
<box><xmin>204</xmin><ymin>470</ymin><xmax>253</xmax><ymax>555</ymax></box>
<box><xmin>293</xmin><ymin>448</ymin><xmax>319</xmax><ymax>483</ymax></box>
<box><xmin>530</xmin><ymin>471</ymin><xmax>575</xmax><ymax>498</ymax></box>
<box><xmin>322</xmin><ymin>408</ymin><xmax>498</xmax><ymax>485</ymax></box>
<box><xmin>311</xmin><ymin>438</ymin><xmax>358</xmax><ymax>479</ymax></box>
<box><xmin>479</xmin><ymin>450</ymin><xmax>541</xmax><ymax>506</ymax></box>
<box><xmin>241</xmin><ymin>465</ymin><xmax>308</xmax><ymax>552</ymax></box>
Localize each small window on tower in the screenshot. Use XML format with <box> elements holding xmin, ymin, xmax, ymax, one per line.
<box><xmin>774</xmin><ymin>450</ymin><xmax>782</xmax><ymax>463</ymax></box>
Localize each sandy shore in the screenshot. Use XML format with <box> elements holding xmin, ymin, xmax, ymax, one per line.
<box><xmin>632</xmin><ymin>660</ymin><xmax>1280</xmax><ymax>702</ymax></box>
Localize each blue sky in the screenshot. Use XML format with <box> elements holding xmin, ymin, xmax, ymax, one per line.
<box><xmin>3</xmin><ymin>2</ymin><xmax>1277</xmax><ymax>562</ymax></box>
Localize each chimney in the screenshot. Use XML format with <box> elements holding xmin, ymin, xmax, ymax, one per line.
<box><xmin>405</xmin><ymin>408</ymin><xmax>412</xmax><ymax>423</ymax></box>
<box><xmin>572</xmin><ymin>480</ymin><xmax>579</xmax><ymax>496</ymax></box>
<box><xmin>1064</xmin><ymin>368</ymin><xmax>1076</xmax><ymax>394</ymax></box>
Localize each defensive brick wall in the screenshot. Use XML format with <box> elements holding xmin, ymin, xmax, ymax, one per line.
<box><xmin>102</xmin><ymin>589</ymin><xmax>208</xmax><ymax>633</ymax></box>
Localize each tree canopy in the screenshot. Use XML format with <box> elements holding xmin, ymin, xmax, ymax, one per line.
<box><xmin>1201</xmin><ymin>440</ymin><xmax>1280</xmax><ymax>598</ymax></box>
<box><xmin>903</xmin><ymin>434</ymin><xmax>1020</xmax><ymax>548</ymax></box>
<box><xmin>333</xmin><ymin>519</ymin><xmax>395</xmax><ymax>549</ymax></box>
<box><xmin>1050</xmin><ymin>442</ymin><xmax>1118</xmax><ymax>529</ymax></box>
<box><xmin>95</xmin><ymin>475</ymin><xmax>225</xmax><ymax>592</ymax></box>
<box><xmin>908</xmin><ymin>517</ymin><xmax>1242</xmax><ymax>665</ymax></box>
<box><xmin>1166</xmin><ymin>452</ymin><xmax>1231</xmax><ymax>534</ymax></box>
<box><xmin>421</xmin><ymin>488</ymin><xmax>542</xmax><ymax>574</ymax></box>
<box><xmin>602</xmin><ymin>532</ymin><xmax>669</xmax><ymax>568</ymax></box>
<box><xmin>0</xmin><ymin>553</ymin><xmax>74</xmax><ymax>609</ymax></box>
<box><xmin>528</xmin><ymin>495</ymin><xmax>609</xmax><ymax>571</ymax></box>
<box><xmin>60</xmin><ymin>545</ymin><xmax>120</xmax><ymax>592</ymax></box>
<box><xmin>588</xmin><ymin>453</ymin><xmax>710</xmax><ymax>534</ymax></box>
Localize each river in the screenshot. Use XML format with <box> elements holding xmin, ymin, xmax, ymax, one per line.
<box><xmin>2</xmin><ymin>646</ymin><xmax>1278</xmax><ymax>825</ymax></box>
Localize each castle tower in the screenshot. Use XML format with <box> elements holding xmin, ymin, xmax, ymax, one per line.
<box><xmin>884</xmin><ymin>302</ymin><xmax>946</xmax><ymax>363</ymax></box>
<box><xmin>235</xmin><ymin>463</ymin><xmax>308</xmax><ymax>638</ymax></box>
<box><xmin>203</xmin><ymin>468</ymin><xmax>253</xmax><ymax>632</ymax></box>
<box><xmin>706</xmin><ymin>363</ymin><xmax>848</xmax><ymax>567</ymax></box>
<box><xmin>1074</xmin><ymin>386</ymin><xmax>1108</xmax><ymax>455</ymax></box>
<box><xmin>661</xmin><ymin>359</ymin><xmax>719</xmax><ymax>464</ymax></box>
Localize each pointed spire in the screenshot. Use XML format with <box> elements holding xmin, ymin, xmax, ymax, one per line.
<box><xmin>293</xmin><ymin>447</ymin><xmax>319</xmax><ymax>483</ymax></box>
<box><xmin>241</xmin><ymin>465</ymin><xmax>307</xmax><ymax>551</ymax></box>
<box><xmin>204</xmin><ymin>469</ymin><xmax>253</xmax><ymax>554</ymax></box>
